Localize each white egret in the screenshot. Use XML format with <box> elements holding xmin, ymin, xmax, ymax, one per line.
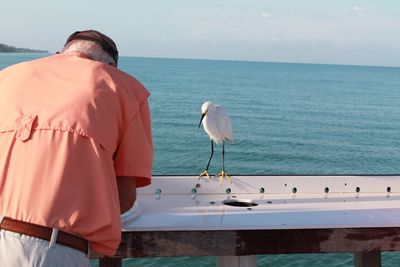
<box><xmin>198</xmin><ymin>101</ymin><xmax>233</xmax><ymax>183</ymax></box>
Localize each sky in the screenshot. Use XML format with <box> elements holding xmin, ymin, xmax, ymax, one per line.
<box><xmin>1</xmin><ymin>0</ymin><xmax>400</xmax><ymax>67</ymax></box>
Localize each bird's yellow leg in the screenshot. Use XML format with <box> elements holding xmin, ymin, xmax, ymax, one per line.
<box><xmin>198</xmin><ymin>170</ymin><xmax>210</xmax><ymax>180</ymax></box>
<box><xmin>218</xmin><ymin>170</ymin><xmax>232</xmax><ymax>184</ymax></box>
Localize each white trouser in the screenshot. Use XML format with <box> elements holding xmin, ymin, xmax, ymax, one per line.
<box><xmin>0</xmin><ymin>228</ymin><xmax>92</xmax><ymax>267</ymax></box>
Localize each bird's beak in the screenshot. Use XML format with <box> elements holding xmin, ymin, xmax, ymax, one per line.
<box><xmin>198</xmin><ymin>113</ymin><xmax>206</xmax><ymax>131</ymax></box>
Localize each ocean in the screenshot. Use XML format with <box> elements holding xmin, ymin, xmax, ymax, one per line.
<box><xmin>1</xmin><ymin>53</ymin><xmax>400</xmax><ymax>266</ymax></box>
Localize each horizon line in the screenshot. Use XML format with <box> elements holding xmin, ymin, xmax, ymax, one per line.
<box><xmin>119</xmin><ymin>55</ymin><xmax>400</xmax><ymax>69</ymax></box>
<box><xmin>2</xmin><ymin>51</ymin><xmax>400</xmax><ymax>69</ymax></box>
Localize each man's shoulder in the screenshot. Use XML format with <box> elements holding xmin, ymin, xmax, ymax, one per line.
<box><xmin>0</xmin><ymin>56</ymin><xmax>49</xmax><ymax>81</ymax></box>
<box><xmin>100</xmin><ymin>64</ymin><xmax>150</xmax><ymax>98</ymax></box>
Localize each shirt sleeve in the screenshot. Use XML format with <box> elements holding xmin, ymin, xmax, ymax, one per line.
<box><xmin>114</xmin><ymin>100</ymin><xmax>153</xmax><ymax>188</ymax></box>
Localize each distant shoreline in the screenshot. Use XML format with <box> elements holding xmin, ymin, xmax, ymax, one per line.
<box><xmin>0</xmin><ymin>43</ymin><xmax>48</xmax><ymax>53</ymax></box>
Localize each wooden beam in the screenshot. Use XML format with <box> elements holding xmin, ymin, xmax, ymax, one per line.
<box><xmin>115</xmin><ymin>227</ymin><xmax>400</xmax><ymax>258</ymax></box>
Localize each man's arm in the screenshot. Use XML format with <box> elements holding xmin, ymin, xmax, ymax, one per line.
<box><xmin>117</xmin><ymin>176</ymin><xmax>141</xmax><ymax>214</ymax></box>
<box><xmin>115</xmin><ymin>99</ymin><xmax>152</xmax><ymax>214</ymax></box>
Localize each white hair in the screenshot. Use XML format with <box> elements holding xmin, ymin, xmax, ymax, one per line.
<box><xmin>62</xmin><ymin>40</ymin><xmax>116</xmax><ymax>66</ymax></box>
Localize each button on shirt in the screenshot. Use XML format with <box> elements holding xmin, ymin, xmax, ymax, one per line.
<box><xmin>0</xmin><ymin>53</ymin><xmax>153</xmax><ymax>255</ymax></box>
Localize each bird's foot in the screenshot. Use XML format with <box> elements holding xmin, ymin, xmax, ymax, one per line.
<box><xmin>218</xmin><ymin>170</ymin><xmax>232</xmax><ymax>184</ymax></box>
<box><xmin>198</xmin><ymin>170</ymin><xmax>211</xmax><ymax>180</ymax></box>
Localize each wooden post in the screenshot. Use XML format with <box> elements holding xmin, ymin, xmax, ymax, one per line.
<box><xmin>354</xmin><ymin>252</ymin><xmax>381</xmax><ymax>267</ymax></box>
<box><xmin>99</xmin><ymin>257</ymin><xmax>123</xmax><ymax>267</ymax></box>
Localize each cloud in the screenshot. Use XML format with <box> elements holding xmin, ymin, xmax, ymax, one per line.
<box><xmin>352</xmin><ymin>6</ymin><xmax>369</xmax><ymax>12</ymax></box>
<box><xmin>261</xmin><ymin>12</ymin><xmax>272</xmax><ymax>18</ymax></box>
<box><xmin>346</xmin><ymin>5</ymin><xmax>372</xmax><ymax>18</ymax></box>
<box><xmin>190</xmin><ymin>29</ymin><xmax>207</xmax><ymax>42</ymax></box>
<box><xmin>220</xmin><ymin>14</ymin><xmax>229</xmax><ymax>19</ymax></box>
<box><xmin>144</xmin><ymin>31</ymin><xmax>154</xmax><ymax>40</ymax></box>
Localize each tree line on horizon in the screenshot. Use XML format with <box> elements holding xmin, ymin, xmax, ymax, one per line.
<box><xmin>0</xmin><ymin>43</ymin><xmax>47</xmax><ymax>53</ymax></box>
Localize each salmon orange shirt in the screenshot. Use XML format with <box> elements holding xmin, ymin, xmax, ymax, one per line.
<box><xmin>0</xmin><ymin>53</ymin><xmax>153</xmax><ymax>255</ymax></box>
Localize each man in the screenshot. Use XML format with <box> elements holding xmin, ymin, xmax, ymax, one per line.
<box><xmin>0</xmin><ymin>30</ymin><xmax>153</xmax><ymax>266</ymax></box>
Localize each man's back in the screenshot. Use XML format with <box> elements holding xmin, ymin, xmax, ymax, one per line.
<box><xmin>0</xmin><ymin>52</ymin><xmax>152</xmax><ymax>255</ymax></box>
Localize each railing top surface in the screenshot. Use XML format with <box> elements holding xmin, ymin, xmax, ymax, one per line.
<box><xmin>121</xmin><ymin>175</ymin><xmax>400</xmax><ymax>232</ymax></box>
<box><xmin>139</xmin><ymin>175</ymin><xmax>400</xmax><ymax>194</ymax></box>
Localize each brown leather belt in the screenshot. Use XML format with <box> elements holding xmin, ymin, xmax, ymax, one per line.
<box><xmin>0</xmin><ymin>217</ymin><xmax>88</xmax><ymax>254</ymax></box>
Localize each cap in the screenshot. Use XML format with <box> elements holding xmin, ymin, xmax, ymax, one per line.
<box><xmin>64</xmin><ymin>30</ymin><xmax>119</xmax><ymax>65</ymax></box>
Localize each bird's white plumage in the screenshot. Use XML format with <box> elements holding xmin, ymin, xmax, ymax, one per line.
<box><xmin>201</xmin><ymin>101</ymin><xmax>233</xmax><ymax>144</ymax></box>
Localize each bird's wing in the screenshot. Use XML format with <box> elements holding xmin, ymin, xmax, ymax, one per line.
<box><xmin>215</xmin><ymin>105</ymin><xmax>233</xmax><ymax>142</ymax></box>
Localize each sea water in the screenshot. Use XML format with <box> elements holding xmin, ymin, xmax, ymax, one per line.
<box><xmin>1</xmin><ymin>54</ymin><xmax>400</xmax><ymax>266</ymax></box>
